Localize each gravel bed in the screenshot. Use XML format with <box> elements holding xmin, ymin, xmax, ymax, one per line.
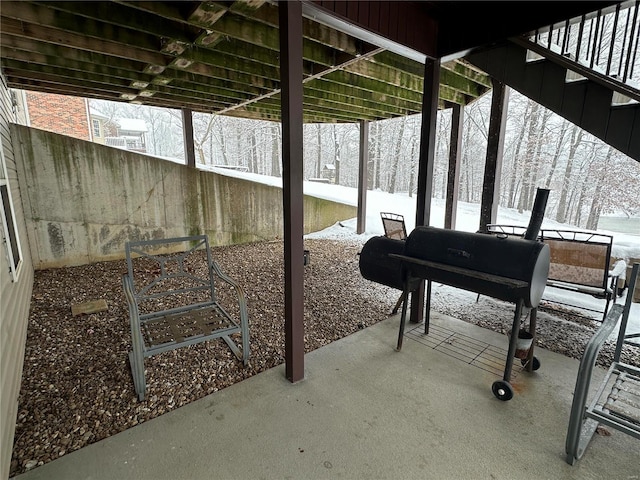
<box><xmin>10</xmin><ymin>238</ymin><xmax>639</xmax><ymax>477</ymax></box>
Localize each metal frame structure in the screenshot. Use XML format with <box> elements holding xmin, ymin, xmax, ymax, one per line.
<box><xmin>380</xmin><ymin>212</ymin><xmax>409</xmax><ymax>315</ymax></box>
<box><xmin>387</xmin><ymin>226</ymin><xmax>550</xmax><ymax>401</ymax></box>
<box><xmin>380</xmin><ymin>212</ymin><xmax>408</xmax><ymax>241</ymax></box>
<box><xmin>486</xmin><ymin>225</ymin><xmax>626</xmax><ymax>321</ymax></box>
<box><xmin>1</xmin><ymin>0</ymin><xmax>633</xmax><ymax>386</ymax></box>
<box><xmin>541</xmin><ymin>229</ymin><xmax>621</xmax><ymax>320</ymax></box>
<box><xmin>565</xmin><ymin>263</ymin><xmax>640</xmax><ymax>465</ymax></box>
<box><xmin>122</xmin><ymin>235</ymin><xmax>250</xmax><ymax>400</ymax></box>
<box><xmin>392</xmin><ymin>254</ymin><xmax>542</xmax><ymax>402</ymax></box>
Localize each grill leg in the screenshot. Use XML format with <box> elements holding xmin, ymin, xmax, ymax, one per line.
<box><xmin>504</xmin><ymin>299</ymin><xmax>524</xmax><ymax>382</ymax></box>
<box><xmin>525</xmin><ymin>307</ymin><xmax>537</xmax><ymax>372</ymax></box>
<box><xmin>424</xmin><ymin>279</ymin><xmax>432</xmax><ymax>335</ymax></box>
<box><xmin>396</xmin><ymin>287</ymin><xmax>410</xmax><ymax>351</ymax></box>
<box><xmin>392</xmin><ymin>293</ymin><xmax>404</xmax><ymax>314</ymax></box>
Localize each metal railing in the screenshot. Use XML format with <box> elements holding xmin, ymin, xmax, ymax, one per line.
<box><xmin>105</xmin><ymin>136</ymin><xmax>146</xmax><ymax>152</ymax></box>
<box><xmin>530</xmin><ymin>1</ymin><xmax>639</xmax><ymax>91</ymax></box>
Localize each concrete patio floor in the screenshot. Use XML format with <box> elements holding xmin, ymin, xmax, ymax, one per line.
<box><xmin>11</xmin><ymin>312</ymin><xmax>639</xmax><ymax>480</ymax></box>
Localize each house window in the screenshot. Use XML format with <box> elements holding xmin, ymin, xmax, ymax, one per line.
<box><xmin>0</xmin><ymin>144</ymin><xmax>23</xmax><ymax>282</ymax></box>
<box><xmin>92</xmin><ymin>119</ymin><xmax>101</xmax><ymax>138</ymax></box>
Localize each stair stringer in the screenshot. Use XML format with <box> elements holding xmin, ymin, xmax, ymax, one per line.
<box><xmin>466</xmin><ymin>41</ymin><xmax>640</xmax><ymax>163</ymax></box>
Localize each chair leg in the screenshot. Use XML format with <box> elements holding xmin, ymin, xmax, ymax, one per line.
<box><xmin>128</xmin><ymin>350</ymin><xmax>146</xmax><ymax>401</ymax></box>
<box><xmin>602</xmin><ymin>292</ymin><xmax>612</xmax><ymax>322</ymax></box>
<box><xmin>129</xmin><ymin>327</ymin><xmax>146</xmax><ymax>401</ymax></box>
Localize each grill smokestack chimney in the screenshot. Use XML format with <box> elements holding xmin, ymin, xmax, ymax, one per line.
<box><xmin>524</xmin><ymin>188</ymin><xmax>550</xmax><ymax>241</ymax></box>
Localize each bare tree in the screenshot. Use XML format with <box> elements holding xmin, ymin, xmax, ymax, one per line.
<box><xmin>271</xmin><ymin>123</ymin><xmax>281</xmax><ymax>177</ymax></box>
<box><xmin>544</xmin><ymin>119</ymin><xmax>570</xmax><ymax>189</ymax></box>
<box><xmin>555</xmin><ymin>125</ymin><xmax>584</xmax><ymax>223</ymax></box>
<box><xmin>192</xmin><ymin>113</ymin><xmax>219</xmax><ymax>165</ymax></box>
<box><xmin>586</xmin><ymin>146</ymin><xmax>614</xmax><ymax>230</ymax></box>
<box><xmin>388</xmin><ymin>117</ymin><xmax>406</xmax><ymax>194</ymax></box>
<box><xmin>517</xmin><ymin>102</ymin><xmax>541</xmax><ymax>212</ymax></box>
<box><xmin>407</xmin><ymin>120</ymin><xmax>419</xmax><ymax>197</ymax></box>
<box><xmin>526</xmin><ymin>108</ymin><xmax>553</xmax><ymax>207</ymax></box>
<box><xmin>374</xmin><ymin>122</ymin><xmax>382</xmax><ymax>190</ymax></box>
<box><xmin>505</xmin><ymin>101</ymin><xmax>531</xmax><ymax>208</ymax></box>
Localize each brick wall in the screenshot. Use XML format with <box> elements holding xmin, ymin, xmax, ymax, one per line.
<box><xmin>26</xmin><ymin>92</ymin><xmax>90</xmax><ymax>140</ymax></box>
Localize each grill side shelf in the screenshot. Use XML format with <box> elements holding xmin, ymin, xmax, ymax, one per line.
<box><xmin>389</xmin><ymin>253</ymin><xmax>529</xmax><ymax>289</ymax></box>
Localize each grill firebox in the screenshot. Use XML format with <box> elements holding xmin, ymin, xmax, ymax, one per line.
<box><xmin>358</xmin><ymin>236</ymin><xmax>419</xmax><ymax>291</ymax></box>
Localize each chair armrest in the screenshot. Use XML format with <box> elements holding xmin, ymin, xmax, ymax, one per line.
<box><xmin>123</xmin><ymin>273</ymin><xmax>147</xmax><ymax>361</ymax></box>
<box><xmin>565</xmin><ymin>303</ymin><xmax>623</xmax><ymax>460</ymax></box>
<box><xmin>609</xmin><ymin>259</ymin><xmax>627</xmax><ymax>278</ymax></box>
<box><xmin>608</xmin><ymin>260</ymin><xmax>627</xmax><ymax>293</ymax></box>
<box><xmin>210</xmin><ymin>262</ymin><xmax>249</xmax><ymax>325</ymax></box>
<box><xmin>122</xmin><ymin>274</ymin><xmax>139</xmax><ymax>322</ymax></box>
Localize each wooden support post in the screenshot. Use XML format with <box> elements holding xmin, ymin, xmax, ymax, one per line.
<box><xmin>357</xmin><ymin>120</ymin><xmax>369</xmax><ymax>234</ymax></box>
<box><xmin>411</xmin><ymin>57</ymin><xmax>440</xmax><ymax>325</ymax></box>
<box><xmin>279</xmin><ymin>0</ymin><xmax>305</xmax><ymax>383</ymax></box>
<box><xmin>444</xmin><ymin>104</ymin><xmax>463</xmax><ymax>230</ymax></box>
<box><xmin>182</xmin><ymin>108</ymin><xmax>196</xmax><ymax>168</ymax></box>
<box><xmin>479</xmin><ymin>78</ymin><xmax>509</xmax><ymax>233</ymax></box>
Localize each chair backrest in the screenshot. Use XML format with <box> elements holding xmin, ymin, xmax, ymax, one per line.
<box><xmin>540</xmin><ymin>229</ymin><xmax>613</xmax><ymax>289</ymax></box>
<box><xmin>125</xmin><ymin>235</ymin><xmax>215</xmax><ymax>315</ymax></box>
<box><xmin>380</xmin><ymin>212</ymin><xmax>407</xmax><ymax>240</ymax></box>
<box><xmin>486</xmin><ymin>224</ymin><xmax>527</xmax><ymax>237</ymax></box>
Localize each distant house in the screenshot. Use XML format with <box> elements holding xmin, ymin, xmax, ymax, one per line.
<box><xmin>22</xmin><ymin>91</ymin><xmax>91</xmax><ymax>141</ymax></box>
<box><xmin>89</xmin><ymin>110</ymin><xmax>148</xmax><ymax>153</ymax></box>
<box><xmin>89</xmin><ymin>109</ymin><xmax>109</xmax><ymax>145</ymax></box>
<box><xmin>106</xmin><ymin>118</ymin><xmax>147</xmax><ymax>153</ymax></box>
<box><xmin>18</xmin><ymin>93</ymin><xmax>148</xmax><ymax>154</ymax></box>
<box><xmin>322</xmin><ymin>163</ymin><xmax>336</xmax><ymax>183</ymax></box>
<box><xmin>89</xmin><ymin>115</ymin><xmax>148</xmax><ymax>153</ymax></box>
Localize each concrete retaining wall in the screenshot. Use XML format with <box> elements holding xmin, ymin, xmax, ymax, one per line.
<box><xmin>13</xmin><ymin>125</ymin><xmax>356</xmax><ymax>269</ymax></box>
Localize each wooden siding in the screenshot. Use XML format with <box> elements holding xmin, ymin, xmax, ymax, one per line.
<box><xmin>312</xmin><ymin>0</ymin><xmax>438</xmax><ymax>58</ymax></box>
<box><xmin>0</xmin><ymin>72</ymin><xmax>34</xmax><ymax>480</ymax></box>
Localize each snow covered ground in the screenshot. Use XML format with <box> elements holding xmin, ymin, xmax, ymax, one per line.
<box><xmin>211</xmin><ymin>167</ymin><xmax>640</xmax><ymax>338</ymax></box>
<box><xmin>303</xmin><ymin>184</ymin><xmax>640</xmax><ymax>339</ymax></box>
<box><xmin>302</xmin><ymin>181</ymin><xmax>639</xmax><ymax>259</ymax></box>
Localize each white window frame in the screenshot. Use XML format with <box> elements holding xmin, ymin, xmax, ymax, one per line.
<box><xmin>92</xmin><ymin>118</ymin><xmax>101</xmax><ymax>138</ymax></box>
<box><xmin>0</xmin><ymin>141</ymin><xmax>23</xmax><ymax>282</ymax></box>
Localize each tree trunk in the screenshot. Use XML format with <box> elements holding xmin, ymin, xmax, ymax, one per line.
<box><xmin>250</xmin><ymin>130</ymin><xmax>258</xmax><ymax>173</ymax></box>
<box><xmin>544</xmin><ymin>119</ymin><xmax>569</xmax><ymax>189</ymax></box>
<box><xmin>316</xmin><ymin>124</ymin><xmax>322</xmax><ymax>178</ymax></box>
<box><xmin>408</xmin><ymin>130</ymin><xmax>418</xmax><ymax>198</ymax></box>
<box><xmin>367</xmin><ymin>123</ymin><xmax>376</xmax><ymax>189</ymax></box>
<box><xmin>587</xmin><ymin>203</ymin><xmax>603</xmax><ymax>231</ymax></box>
<box><xmin>506</xmin><ymin>107</ymin><xmax>529</xmax><ymax>208</ymax></box>
<box><xmin>573</xmin><ymin>177</ymin><xmax>587</xmax><ymax>226</ymax></box>
<box><xmin>196</xmin><ymin>143</ymin><xmax>205</xmax><ymax>164</ymax></box>
<box><xmin>556</xmin><ymin>126</ymin><xmax>584</xmax><ymax>223</ymax></box>
<box><xmin>219</xmin><ymin>121</ymin><xmax>229</xmax><ymax>165</ymax></box>
<box><xmin>586</xmin><ymin>147</ymin><xmax>613</xmax><ymax>230</ymax></box>
<box><xmin>527</xmin><ymin>109</ymin><xmax>553</xmax><ymax>207</ymax></box>
<box><xmin>566</xmin><ymin>186</ymin><xmax>579</xmax><ymax>225</ymax></box>
<box><xmin>462</xmin><ymin>126</ymin><xmax>472</xmax><ymax>202</ymax></box>
<box><xmin>332</xmin><ymin>125</ymin><xmax>340</xmax><ymax>184</ymax></box>
<box><xmin>517</xmin><ymin>102</ymin><xmax>540</xmax><ymax>212</ymax></box>
<box><xmin>271</xmin><ymin>124</ymin><xmax>281</xmax><ymax>177</ymax></box>
<box><xmin>209</xmin><ymin>126</ymin><xmax>215</xmax><ymax>166</ymax></box>
<box><xmin>388</xmin><ymin>118</ymin><xmax>406</xmax><ymax>194</ymax></box>
<box><xmin>374</xmin><ymin>122</ymin><xmax>381</xmax><ymax>190</ymax></box>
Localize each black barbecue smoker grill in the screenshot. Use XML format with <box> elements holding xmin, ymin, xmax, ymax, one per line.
<box><xmin>359</xmin><ymin>190</ymin><xmax>552</xmax><ymax>401</ymax></box>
